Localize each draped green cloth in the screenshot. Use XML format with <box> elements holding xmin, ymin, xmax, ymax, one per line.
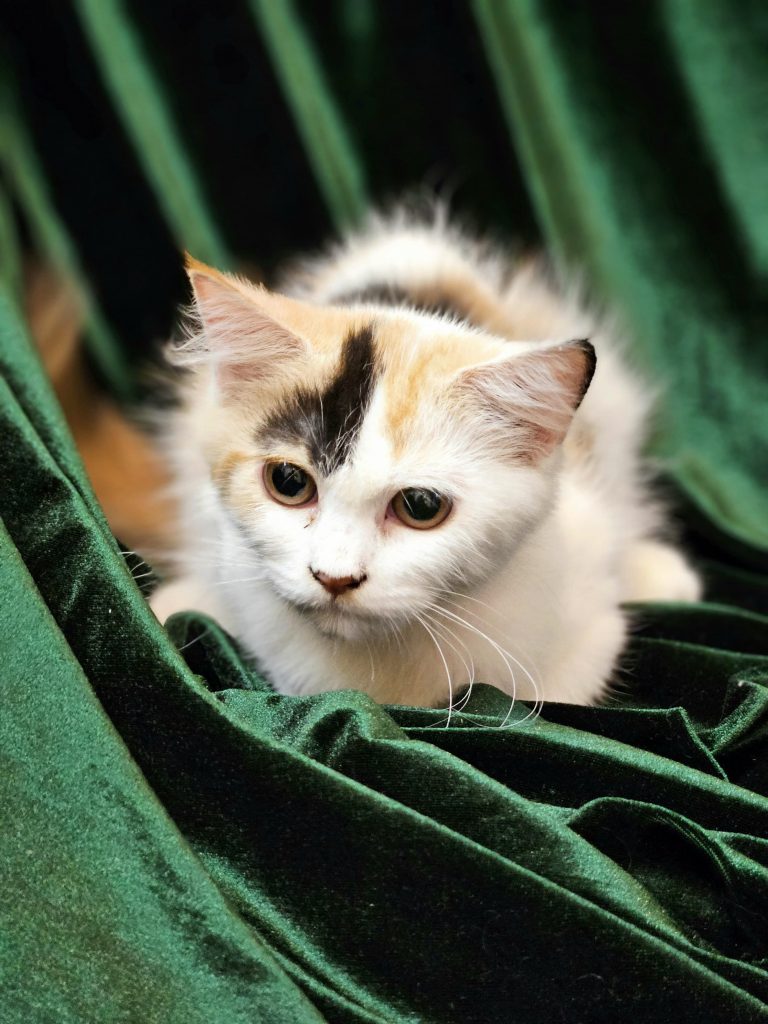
<box><xmin>2</xmin><ymin>3</ymin><xmax>768</xmax><ymax>1021</ymax></box>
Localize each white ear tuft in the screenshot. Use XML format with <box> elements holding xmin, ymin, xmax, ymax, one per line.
<box><xmin>171</xmin><ymin>258</ymin><xmax>306</xmax><ymax>385</ymax></box>
<box><xmin>455</xmin><ymin>340</ymin><xmax>596</xmax><ymax>460</ymax></box>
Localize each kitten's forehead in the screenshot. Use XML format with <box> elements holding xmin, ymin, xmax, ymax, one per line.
<box><xmin>255</xmin><ymin>310</ymin><xmax>504</xmax><ymax>471</ymax></box>
<box><xmin>376</xmin><ymin>317</ymin><xmax>498</xmax><ymax>454</ymax></box>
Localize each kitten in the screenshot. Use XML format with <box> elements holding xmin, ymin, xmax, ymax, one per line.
<box><xmin>151</xmin><ymin>210</ymin><xmax>701</xmax><ymax>709</ymax></box>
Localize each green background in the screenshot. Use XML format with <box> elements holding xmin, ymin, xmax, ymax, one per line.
<box><xmin>1</xmin><ymin>2</ymin><xmax>767</xmax><ymax>1021</ymax></box>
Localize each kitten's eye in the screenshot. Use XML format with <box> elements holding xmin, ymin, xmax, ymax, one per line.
<box><xmin>391</xmin><ymin>488</ymin><xmax>452</xmax><ymax>529</ymax></box>
<box><xmin>263</xmin><ymin>461</ymin><xmax>317</xmax><ymax>507</ymax></box>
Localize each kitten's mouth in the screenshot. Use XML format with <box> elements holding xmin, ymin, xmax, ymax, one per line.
<box><xmin>286</xmin><ymin>594</ymin><xmax>383</xmax><ymax>640</ymax></box>
<box><xmin>317</xmin><ymin>605</ymin><xmax>377</xmax><ymax>639</ymax></box>
<box><xmin>314</xmin><ymin>609</ymin><xmax>370</xmax><ymax>639</ymax></box>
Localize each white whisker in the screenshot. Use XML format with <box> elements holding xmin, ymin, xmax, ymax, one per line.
<box><xmin>415</xmin><ymin>612</ymin><xmax>454</xmax><ymax>728</ymax></box>
<box><xmin>420</xmin><ymin>609</ymin><xmax>475</xmax><ymax>717</ymax></box>
<box><xmin>426</xmin><ymin>601</ymin><xmax>543</xmax><ymax>729</ymax></box>
<box><xmin>363</xmin><ymin>637</ymin><xmax>376</xmax><ymax>686</ymax></box>
<box><xmin>211</xmin><ymin>576</ymin><xmax>267</xmax><ymax>586</ymax></box>
<box><xmin>176</xmin><ymin>627</ymin><xmax>210</xmax><ymax>653</ymax></box>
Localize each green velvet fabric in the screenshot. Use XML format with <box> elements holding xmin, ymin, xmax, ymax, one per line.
<box><xmin>1</xmin><ymin>4</ymin><xmax>767</xmax><ymax>1022</ymax></box>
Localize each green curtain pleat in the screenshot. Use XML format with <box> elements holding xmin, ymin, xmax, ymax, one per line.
<box><xmin>0</xmin><ymin>184</ymin><xmax>22</xmax><ymax>303</ymax></box>
<box><xmin>249</xmin><ymin>0</ymin><xmax>368</xmax><ymax>230</ymax></box>
<box><xmin>74</xmin><ymin>0</ymin><xmax>232</xmax><ymax>268</ymax></box>
<box><xmin>0</xmin><ymin>80</ymin><xmax>133</xmax><ymax>398</ymax></box>
<box><xmin>661</xmin><ymin>0</ymin><xmax>768</xmax><ymax>279</ymax></box>
<box><xmin>2</xmin><ymin>3</ymin><xmax>768</xmax><ymax>1022</ymax></box>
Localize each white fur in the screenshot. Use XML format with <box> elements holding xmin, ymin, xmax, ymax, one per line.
<box><xmin>153</xmin><ymin>213</ymin><xmax>701</xmax><ymax>710</ymax></box>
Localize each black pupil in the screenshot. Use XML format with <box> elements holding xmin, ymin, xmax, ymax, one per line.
<box><xmin>402</xmin><ymin>488</ymin><xmax>442</xmax><ymax>521</ymax></box>
<box><xmin>273</xmin><ymin>463</ymin><xmax>308</xmax><ymax>498</ymax></box>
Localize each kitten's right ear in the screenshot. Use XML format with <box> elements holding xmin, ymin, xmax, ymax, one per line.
<box><xmin>178</xmin><ymin>256</ymin><xmax>307</xmax><ymax>384</ymax></box>
<box><xmin>453</xmin><ymin>339</ymin><xmax>596</xmax><ymax>461</ymax></box>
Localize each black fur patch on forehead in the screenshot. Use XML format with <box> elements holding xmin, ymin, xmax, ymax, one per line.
<box><xmin>259</xmin><ymin>324</ymin><xmax>379</xmax><ymax>474</ymax></box>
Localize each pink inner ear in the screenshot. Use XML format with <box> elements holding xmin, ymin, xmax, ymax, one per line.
<box><xmin>189</xmin><ymin>271</ymin><xmax>306</xmax><ymax>383</ymax></box>
<box><xmin>456</xmin><ymin>340</ymin><xmax>596</xmax><ymax>461</ymax></box>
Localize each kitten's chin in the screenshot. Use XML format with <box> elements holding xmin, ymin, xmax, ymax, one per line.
<box><xmin>308</xmin><ymin>607</ymin><xmax>376</xmax><ymax>641</ymax></box>
<box><xmin>288</xmin><ymin>597</ymin><xmax>391</xmax><ymax>641</ymax></box>
<box><xmin>274</xmin><ymin>585</ymin><xmax>406</xmax><ymax>641</ymax></box>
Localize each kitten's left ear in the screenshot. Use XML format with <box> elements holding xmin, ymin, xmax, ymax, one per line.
<box><xmin>454</xmin><ymin>340</ymin><xmax>596</xmax><ymax>460</ymax></box>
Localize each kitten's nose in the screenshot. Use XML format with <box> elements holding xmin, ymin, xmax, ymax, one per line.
<box><xmin>310</xmin><ymin>568</ymin><xmax>367</xmax><ymax>597</ymax></box>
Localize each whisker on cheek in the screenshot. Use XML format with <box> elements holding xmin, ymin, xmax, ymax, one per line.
<box><xmin>423</xmin><ymin>598</ymin><xmax>544</xmax><ymax>729</ymax></box>
<box><xmin>414</xmin><ymin>612</ymin><xmax>454</xmax><ymax>728</ymax></box>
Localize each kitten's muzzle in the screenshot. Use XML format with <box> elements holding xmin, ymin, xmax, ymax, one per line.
<box><xmin>310</xmin><ymin>568</ymin><xmax>367</xmax><ymax>597</ymax></box>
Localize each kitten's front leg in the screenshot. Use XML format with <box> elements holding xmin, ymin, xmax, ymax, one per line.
<box><xmin>546</xmin><ymin>606</ymin><xmax>627</xmax><ymax>705</ymax></box>
<box><xmin>150</xmin><ymin>576</ymin><xmax>227</xmax><ymax>625</ymax></box>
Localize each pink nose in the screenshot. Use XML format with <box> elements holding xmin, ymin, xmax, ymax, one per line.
<box><xmin>311</xmin><ymin>569</ymin><xmax>366</xmax><ymax>596</ymax></box>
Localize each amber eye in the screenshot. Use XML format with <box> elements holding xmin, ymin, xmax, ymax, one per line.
<box><xmin>391</xmin><ymin>488</ymin><xmax>452</xmax><ymax>529</ymax></box>
<box><xmin>263</xmin><ymin>462</ymin><xmax>317</xmax><ymax>507</ymax></box>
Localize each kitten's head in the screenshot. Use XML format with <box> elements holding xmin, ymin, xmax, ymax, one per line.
<box><xmin>175</xmin><ymin>259</ymin><xmax>595</xmax><ymax>641</ymax></box>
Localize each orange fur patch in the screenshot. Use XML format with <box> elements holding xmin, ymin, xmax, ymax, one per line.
<box><xmin>377</xmin><ymin>320</ymin><xmax>502</xmax><ymax>453</ymax></box>
<box><xmin>213</xmin><ymin>450</ymin><xmax>250</xmax><ymax>497</ymax></box>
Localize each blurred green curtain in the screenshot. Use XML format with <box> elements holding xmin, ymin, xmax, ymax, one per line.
<box><xmin>2</xmin><ymin>2</ymin><xmax>768</xmax><ymax>1022</ymax></box>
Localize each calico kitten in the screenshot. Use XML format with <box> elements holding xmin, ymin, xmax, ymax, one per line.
<box><xmin>151</xmin><ymin>211</ymin><xmax>701</xmax><ymax>709</ymax></box>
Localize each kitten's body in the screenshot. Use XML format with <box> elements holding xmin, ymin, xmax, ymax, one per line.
<box><xmin>153</xmin><ymin>213</ymin><xmax>700</xmax><ymax>708</ymax></box>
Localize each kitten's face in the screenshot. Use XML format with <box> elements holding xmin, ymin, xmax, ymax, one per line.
<box><xmin>181</xmin><ymin>262</ymin><xmax>594</xmax><ymax>642</ymax></box>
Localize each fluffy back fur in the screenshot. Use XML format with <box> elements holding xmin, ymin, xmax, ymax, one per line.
<box><xmin>152</xmin><ymin>210</ymin><xmax>701</xmax><ymax>710</ymax></box>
